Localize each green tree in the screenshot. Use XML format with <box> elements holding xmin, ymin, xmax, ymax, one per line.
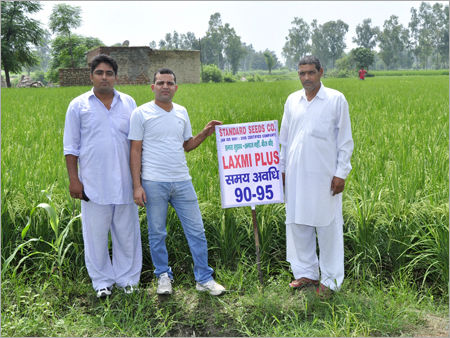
<box><xmin>409</xmin><ymin>2</ymin><xmax>449</xmax><ymax>69</ymax></box>
<box><xmin>335</xmin><ymin>53</ymin><xmax>354</xmax><ymax>72</ymax></box>
<box><xmin>239</xmin><ymin>43</ymin><xmax>254</xmax><ymax>71</ymax></box>
<box><xmin>378</xmin><ymin>15</ymin><xmax>408</xmax><ymax>69</ymax></box>
<box><xmin>310</xmin><ymin>20</ymin><xmax>330</xmax><ymax>68</ymax></box>
<box><xmin>159</xmin><ymin>31</ymin><xmax>181</xmax><ymax>49</ymax></box>
<box><xmin>222</xmin><ymin>24</ymin><xmax>246</xmax><ymax>74</ymax></box>
<box><xmin>24</xmin><ymin>30</ymin><xmax>52</xmax><ymax>75</ymax></box>
<box><xmin>48</xmin><ymin>35</ymin><xmax>103</xmax><ymax>83</ymax></box>
<box><xmin>34</xmin><ymin>30</ymin><xmax>52</xmax><ymax>72</ymax></box>
<box><xmin>201</xmin><ymin>64</ymin><xmax>223</xmax><ymax>82</ymax></box>
<box><xmin>239</xmin><ymin>44</ymin><xmax>269</xmax><ymax>71</ymax></box>
<box><xmin>159</xmin><ymin>31</ymin><xmax>199</xmax><ymax>50</ymax></box>
<box><xmin>49</xmin><ymin>3</ymin><xmax>82</xmax><ymax>68</ymax></box>
<box><xmin>252</xmin><ymin>51</ymin><xmax>270</xmax><ymax>70</ymax></box>
<box><xmin>172</xmin><ymin>31</ymin><xmax>181</xmax><ymax>49</ymax></box>
<box><xmin>263</xmin><ymin>50</ymin><xmax>277</xmax><ymax>74</ymax></box>
<box><xmin>351</xmin><ymin>47</ymin><xmax>375</xmax><ymax>70</ymax></box>
<box><xmin>282</xmin><ymin>17</ymin><xmax>310</xmax><ymax>70</ymax></box>
<box><xmin>201</xmin><ymin>13</ymin><xmax>225</xmax><ymax>68</ymax></box>
<box><xmin>436</xmin><ymin>4</ymin><xmax>449</xmax><ymax>68</ymax></box>
<box><xmin>159</xmin><ymin>32</ymin><xmax>172</xmax><ymax>49</ymax></box>
<box><xmin>353</xmin><ymin>18</ymin><xmax>380</xmax><ymax>50</ymax></box>
<box><xmin>409</xmin><ymin>4</ymin><xmax>433</xmax><ymax>68</ymax></box>
<box><xmin>311</xmin><ymin>19</ymin><xmax>349</xmax><ymax>69</ymax></box>
<box><xmin>408</xmin><ymin>6</ymin><xmax>421</xmax><ymax>66</ymax></box>
<box><xmin>180</xmin><ymin>32</ymin><xmax>200</xmax><ymax>50</ymax></box>
<box><xmin>1</xmin><ymin>1</ymin><xmax>45</xmax><ymax>87</ymax></box>
<box><xmin>201</xmin><ymin>13</ymin><xmax>246</xmax><ymax>73</ymax></box>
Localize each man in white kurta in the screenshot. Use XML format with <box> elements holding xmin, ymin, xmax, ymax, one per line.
<box><xmin>279</xmin><ymin>55</ymin><xmax>353</xmax><ymax>295</ymax></box>
<box><xmin>63</xmin><ymin>55</ymin><xmax>142</xmax><ymax>297</ymax></box>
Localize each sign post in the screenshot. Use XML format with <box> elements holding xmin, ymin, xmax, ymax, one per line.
<box><xmin>216</xmin><ymin>120</ymin><xmax>284</xmax><ymax>285</ymax></box>
<box><xmin>251</xmin><ymin>205</ymin><xmax>263</xmax><ymax>285</ymax></box>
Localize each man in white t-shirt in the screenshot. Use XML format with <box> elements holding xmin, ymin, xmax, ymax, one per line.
<box><xmin>128</xmin><ymin>68</ymin><xmax>225</xmax><ymax>296</ymax></box>
<box><xmin>279</xmin><ymin>55</ymin><xmax>354</xmax><ymax>298</ymax></box>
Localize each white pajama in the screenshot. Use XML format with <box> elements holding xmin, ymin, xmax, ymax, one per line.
<box><xmin>81</xmin><ymin>201</ymin><xmax>142</xmax><ymax>290</ymax></box>
<box><xmin>286</xmin><ymin>194</ymin><xmax>344</xmax><ymax>291</ymax></box>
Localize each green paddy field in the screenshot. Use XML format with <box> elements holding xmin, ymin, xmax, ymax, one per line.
<box><xmin>1</xmin><ymin>75</ymin><xmax>448</xmax><ymax>336</ymax></box>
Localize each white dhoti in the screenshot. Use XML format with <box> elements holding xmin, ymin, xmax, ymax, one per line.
<box><xmin>286</xmin><ymin>200</ymin><xmax>344</xmax><ymax>291</ymax></box>
<box><xmin>81</xmin><ymin>201</ymin><xmax>142</xmax><ymax>290</ymax></box>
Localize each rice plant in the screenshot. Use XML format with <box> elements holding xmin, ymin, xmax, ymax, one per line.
<box><xmin>2</xmin><ymin>189</ymin><xmax>81</xmax><ymax>292</ymax></box>
<box><xmin>1</xmin><ymin>75</ymin><xmax>448</xmax><ymax>296</ymax></box>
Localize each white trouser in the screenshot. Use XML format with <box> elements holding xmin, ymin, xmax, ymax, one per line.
<box><xmin>81</xmin><ymin>201</ymin><xmax>142</xmax><ymax>291</ymax></box>
<box><xmin>286</xmin><ymin>217</ymin><xmax>344</xmax><ymax>291</ymax></box>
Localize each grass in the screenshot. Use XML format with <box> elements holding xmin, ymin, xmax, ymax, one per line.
<box><xmin>1</xmin><ymin>267</ymin><xmax>448</xmax><ymax>337</ymax></box>
<box><xmin>1</xmin><ymin>75</ymin><xmax>448</xmax><ymax>336</ymax></box>
<box><xmin>234</xmin><ymin>69</ymin><xmax>449</xmax><ymax>81</ymax></box>
<box><xmin>369</xmin><ymin>69</ymin><xmax>449</xmax><ymax>76</ymax></box>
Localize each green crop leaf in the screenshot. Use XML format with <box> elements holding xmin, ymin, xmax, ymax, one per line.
<box><xmin>36</xmin><ymin>203</ymin><xmax>59</xmax><ymax>238</ymax></box>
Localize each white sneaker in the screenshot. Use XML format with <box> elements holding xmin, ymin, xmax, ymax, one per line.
<box><xmin>96</xmin><ymin>286</ymin><xmax>112</xmax><ymax>298</ymax></box>
<box><xmin>122</xmin><ymin>285</ymin><xmax>137</xmax><ymax>294</ymax></box>
<box><xmin>156</xmin><ymin>272</ymin><xmax>172</xmax><ymax>295</ymax></box>
<box><xmin>196</xmin><ymin>279</ymin><xmax>226</xmax><ymax>296</ymax></box>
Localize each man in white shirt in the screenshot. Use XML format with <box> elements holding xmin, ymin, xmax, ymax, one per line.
<box><xmin>279</xmin><ymin>55</ymin><xmax>354</xmax><ymax>298</ymax></box>
<box><xmin>129</xmin><ymin>68</ymin><xmax>225</xmax><ymax>296</ymax></box>
<box><xmin>64</xmin><ymin>54</ymin><xmax>142</xmax><ymax>298</ymax></box>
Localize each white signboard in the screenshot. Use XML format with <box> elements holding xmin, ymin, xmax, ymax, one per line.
<box><xmin>215</xmin><ymin>120</ymin><xmax>284</xmax><ymax>208</ymax></box>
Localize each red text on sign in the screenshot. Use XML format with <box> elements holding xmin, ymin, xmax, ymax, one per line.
<box><xmin>222</xmin><ymin>154</ymin><xmax>253</xmax><ymax>169</ymax></box>
<box><xmin>254</xmin><ymin>151</ymin><xmax>279</xmax><ymax>166</ymax></box>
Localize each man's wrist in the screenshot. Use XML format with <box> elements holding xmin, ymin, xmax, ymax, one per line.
<box><xmin>69</xmin><ymin>176</ymin><xmax>80</xmax><ymax>184</ymax></box>
<box><xmin>133</xmin><ymin>182</ymin><xmax>142</xmax><ymax>190</ymax></box>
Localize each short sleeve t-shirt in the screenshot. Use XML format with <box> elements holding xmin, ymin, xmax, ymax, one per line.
<box><xmin>128</xmin><ymin>101</ymin><xmax>193</xmax><ymax>182</ymax></box>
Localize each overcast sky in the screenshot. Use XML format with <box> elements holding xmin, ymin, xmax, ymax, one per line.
<box><xmin>35</xmin><ymin>1</ymin><xmax>446</xmax><ymax>60</ymax></box>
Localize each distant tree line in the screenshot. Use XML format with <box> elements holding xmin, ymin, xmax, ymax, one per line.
<box><xmin>1</xmin><ymin>2</ymin><xmax>448</xmax><ymax>87</ymax></box>
<box><xmin>282</xmin><ymin>2</ymin><xmax>448</xmax><ymax>71</ymax></box>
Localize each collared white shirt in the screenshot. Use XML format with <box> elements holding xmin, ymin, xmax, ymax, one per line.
<box><xmin>63</xmin><ymin>88</ymin><xmax>137</xmax><ymax>204</ymax></box>
<box><xmin>128</xmin><ymin>101</ymin><xmax>193</xmax><ymax>182</ymax></box>
<box><xmin>279</xmin><ymin>82</ymin><xmax>353</xmax><ymax>226</ymax></box>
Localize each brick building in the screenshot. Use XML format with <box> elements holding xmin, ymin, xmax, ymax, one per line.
<box><xmin>59</xmin><ymin>46</ymin><xmax>201</xmax><ymax>86</ymax></box>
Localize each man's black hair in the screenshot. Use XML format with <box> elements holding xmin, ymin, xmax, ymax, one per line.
<box><xmin>298</xmin><ymin>55</ymin><xmax>322</xmax><ymax>71</ymax></box>
<box><xmin>153</xmin><ymin>68</ymin><xmax>177</xmax><ymax>83</ymax></box>
<box><xmin>90</xmin><ymin>54</ymin><xmax>118</xmax><ymax>75</ymax></box>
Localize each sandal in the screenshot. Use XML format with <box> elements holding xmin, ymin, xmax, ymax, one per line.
<box><xmin>289</xmin><ymin>277</ymin><xmax>319</xmax><ymax>289</ymax></box>
<box><xmin>315</xmin><ymin>283</ymin><xmax>333</xmax><ymax>300</ymax></box>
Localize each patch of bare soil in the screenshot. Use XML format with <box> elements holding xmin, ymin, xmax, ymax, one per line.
<box><xmin>412</xmin><ymin>313</ymin><xmax>449</xmax><ymax>337</ymax></box>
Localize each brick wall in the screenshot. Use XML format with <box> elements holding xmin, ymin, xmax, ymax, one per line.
<box><xmin>59</xmin><ymin>68</ymin><xmax>91</xmax><ymax>87</ymax></box>
<box><xmin>87</xmin><ymin>47</ymin><xmax>152</xmax><ymax>85</ymax></box>
<box><xmin>60</xmin><ymin>47</ymin><xmax>201</xmax><ymax>86</ymax></box>
<box><xmin>86</xmin><ymin>46</ymin><xmax>200</xmax><ymax>85</ymax></box>
<box><xmin>149</xmin><ymin>50</ymin><xmax>201</xmax><ymax>84</ymax></box>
